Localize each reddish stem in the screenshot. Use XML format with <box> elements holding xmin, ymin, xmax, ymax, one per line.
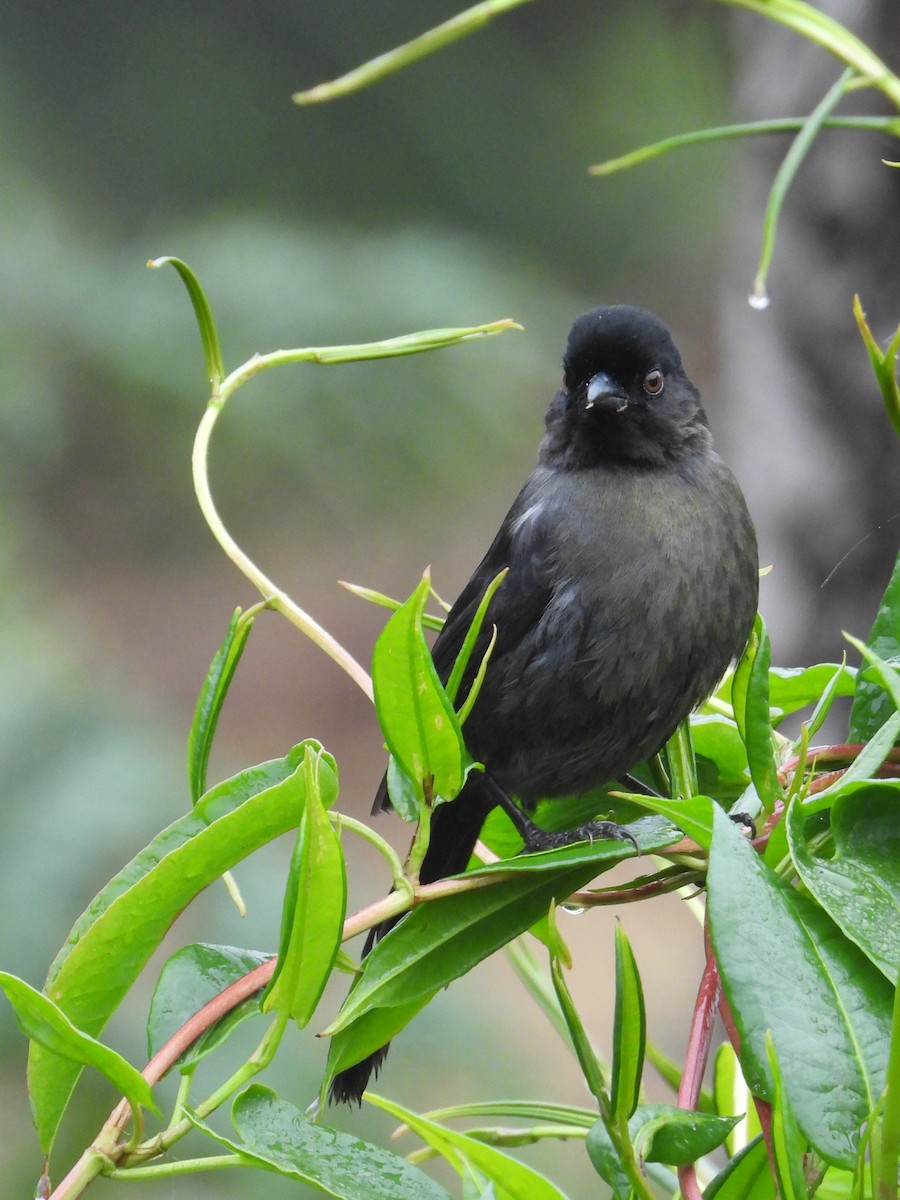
<box><xmin>718</xmin><ymin>986</ymin><xmax>775</xmax><ymax>1177</ymax></box>
<box><xmin>676</xmin><ymin>934</ymin><xmax>722</xmax><ymax>1200</ymax></box>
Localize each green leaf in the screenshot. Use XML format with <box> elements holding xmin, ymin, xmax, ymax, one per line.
<box><xmin>385</xmin><ymin>754</ymin><xmax>421</xmax><ymax>823</ymax></box>
<box><xmin>587</xmin><ymin>1104</ymin><xmax>733</xmax><ymax>1193</ymax></box>
<box><xmin>732</xmin><ymin>614</ymin><xmax>781</xmax><ymax>813</ymax></box>
<box><xmin>367</xmin><ymin>1091</ymin><xmax>570</xmax><ymax>1200</ymax></box>
<box><xmin>787</xmin><ymin>786</ymin><xmax>900</xmax><ymax>983</ymax></box>
<box><xmin>187</xmin><ymin>606</ymin><xmax>256</xmax><ymax>803</ymax></box>
<box><xmin>713</xmin><ymin>1041</ymin><xmax>761</xmax><ymax>1155</ymax></box>
<box><xmin>421</xmin><ymin>1100</ymin><xmax>596</xmax><ymax>1129</ymax></box>
<box><xmin>0</xmin><ymin>972</ymin><xmax>158</xmax><ymax>1153</ymax></box>
<box><xmin>691</xmin><ymin>715</ymin><xmax>750</xmax><ymax>798</ymax></box>
<box><xmin>147</xmin><ymin>943</ymin><xmax>270</xmax><ymax>1069</ymax></box>
<box><xmin>613</xmin><ymin>793</ymin><xmax>715</xmax><ymax>850</ymax></box>
<box><xmin>707</xmin><ymin>806</ymin><xmax>894</xmax><ymax>1167</ymax></box>
<box><xmin>27</xmin><ymin>742</ymin><xmax>323</xmax><ymax>1153</ymax></box>
<box><xmin>807</xmin><ymin>716</ymin><xmax>900</xmax><ymax>812</ymax></box>
<box><xmin>766</xmin><ymin>1034</ymin><xmax>808</xmax><ymax>1200</ymax></box>
<box><xmin>704</xmin><ymin>1135</ymin><xmax>774</xmax><ymax>1200</ymax></box>
<box><xmin>324</xmin><ymin>998</ymin><xmax>428</xmax><ymax>1088</ymax></box>
<box><xmin>550</xmin><ymin>950</ymin><xmax>607</xmax><ymax>1105</ymax></box>
<box><xmin>584</xmin><ymin>1119</ymin><xmax>630</xmax><ymax>1198</ymax></box>
<box><xmin>190</xmin><ymin>1084</ymin><xmax>451</xmax><ymax>1199</ymax></box>
<box><xmin>767</xmin><ymin>663</ymin><xmax>856</xmax><ymax>723</ymax></box>
<box><xmin>373</xmin><ymin>570</ymin><xmax>465</xmax><ymax>805</ymax></box>
<box><xmin>610</xmin><ymin>926</ymin><xmax>645</xmax><ymax>1123</ymax></box>
<box><xmin>325</xmin><ymin>864</ymin><xmax>601</xmax><ymax>1031</ymax></box>
<box><xmin>323</xmin><ymin>823</ymin><xmax>671</xmax><ymax>1088</ymax></box>
<box><xmin>148</xmin><ymin>255</ymin><xmax>225</xmax><ymax>386</ymax></box>
<box><xmin>629</xmin><ymin>1103</ymin><xmax>739</xmax><ymax>1165</ymax></box>
<box><xmin>848</xmin><ymin>546</ymin><xmax>900</xmax><ymax>741</ymax></box>
<box><xmin>853</xmin><ymin>296</ymin><xmax>900</xmax><ymax>444</ymax></box>
<box><xmin>263</xmin><ymin>749</ymin><xmax>346</xmax><ymax>1025</ymax></box>
<box><xmin>468</xmin><ymin>815</ymin><xmax>678</xmax><ymax>873</ymax></box>
<box><xmin>340</xmin><ymin>581</ymin><xmax>445</xmax><ymax>632</ymax></box>
<box><xmin>323</xmin><ymin>857</ymin><xmax>627</xmax><ymax>1081</ymax></box>
<box><xmin>445</xmin><ymin>567</ymin><xmax>506</xmax><ymax>706</ymax></box>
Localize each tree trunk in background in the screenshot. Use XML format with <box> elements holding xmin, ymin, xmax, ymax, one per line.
<box><xmin>722</xmin><ymin>0</ymin><xmax>900</xmax><ymax>666</ymax></box>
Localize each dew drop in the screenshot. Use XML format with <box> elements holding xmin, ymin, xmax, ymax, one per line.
<box><xmin>560</xmin><ymin>902</ymin><xmax>586</xmax><ymax>916</ymax></box>
<box><xmin>748</xmin><ymin>289</ymin><xmax>770</xmax><ymax>311</ymax></box>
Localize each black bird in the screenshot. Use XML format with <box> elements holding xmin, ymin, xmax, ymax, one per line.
<box><xmin>330</xmin><ymin>304</ymin><xmax>758</xmax><ymax>1104</ymax></box>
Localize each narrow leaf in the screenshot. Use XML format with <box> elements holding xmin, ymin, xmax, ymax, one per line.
<box><xmin>148</xmin><ymin>255</ymin><xmax>225</xmax><ymax>386</ymax></box>
<box><xmin>703</xmin><ymin>1135</ymin><xmax>774</xmax><ymax>1200</ymax></box>
<box><xmin>848</xmin><ymin>547</ymin><xmax>900</xmax><ymax>741</ymax></box>
<box><xmin>263</xmin><ymin>749</ymin><xmax>347</xmax><ymax>1025</ymax></box>
<box><xmin>714</xmin><ymin>1041</ymin><xmax>761</xmax><ymax>1155</ymax></box>
<box><xmin>550</xmin><ymin>952</ymin><xmax>607</xmax><ymax>1106</ymax></box>
<box><xmin>732</xmin><ymin>615</ymin><xmax>781</xmax><ymax>812</ymax></box>
<box><xmin>445</xmin><ymin>567</ymin><xmax>506</xmax><ymax>705</ymax></box>
<box><xmin>373</xmin><ymin>570</ymin><xmax>465</xmax><ymax>805</ymax></box>
<box><xmin>187</xmin><ymin>606</ymin><xmax>256</xmax><ymax>803</ymax></box>
<box><xmin>340</xmin><ymin>582</ymin><xmax>444</xmax><ymax>631</ymax></box>
<box><xmin>610</xmin><ymin>926</ymin><xmax>645</xmax><ymax>1122</ymax></box>
<box><xmin>190</xmin><ymin>1085</ymin><xmax>451</xmax><ymax>1199</ymax></box>
<box><xmin>1</xmin><ymin>972</ymin><xmax>158</xmax><ymax>1152</ymax></box>
<box><xmin>853</xmin><ymin>295</ymin><xmax>900</xmax><ymax>443</ymax></box>
<box><xmin>766</xmin><ymin>1034</ymin><xmax>808</xmax><ymax>1200</ymax></box>
<box><xmin>366</xmin><ymin>1091</ymin><xmax>570</xmax><ymax>1200</ymax></box>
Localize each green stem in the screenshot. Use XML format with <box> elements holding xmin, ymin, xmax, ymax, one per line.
<box><xmin>293</xmin><ymin>0</ymin><xmax>537</xmax><ymax>104</ymax></box>
<box><xmin>190</xmin><ymin>319</ymin><xmax>517</xmax><ymax>705</ymax></box>
<box><xmin>752</xmin><ymin>67</ymin><xmax>856</xmax><ymax>305</ymax></box>
<box><xmin>192</xmin><ymin>402</ymin><xmax>374</xmax><ymax>701</ymax></box>
<box><xmin>122</xmin><ymin>1012</ymin><xmax>289</xmax><ymax>1168</ymax></box>
<box><xmin>589</xmin><ymin>115</ymin><xmax>900</xmax><ymax>176</ymax></box>
<box><xmin>105</xmin><ymin>1155</ymin><xmax>244</xmax><ymax>1180</ymax></box>
<box><xmin>332</xmin><ymin>812</ymin><xmax>414</xmax><ymax>898</ymax></box>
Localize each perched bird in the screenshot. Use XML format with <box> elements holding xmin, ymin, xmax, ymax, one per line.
<box><xmin>330</xmin><ymin>304</ymin><xmax>758</xmax><ymax>1104</ymax></box>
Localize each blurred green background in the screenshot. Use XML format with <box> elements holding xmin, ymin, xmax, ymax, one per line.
<box><xmin>2</xmin><ymin>2</ymin><xmax>896</xmax><ymax>1196</ymax></box>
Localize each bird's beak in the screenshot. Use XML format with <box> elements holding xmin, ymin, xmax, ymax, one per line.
<box><xmin>585</xmin><ymin>372</ymin><xmax>629</xmax><ymax>413</ymax></box>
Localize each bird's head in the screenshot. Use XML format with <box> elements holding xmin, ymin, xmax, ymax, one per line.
<box><xmin>541</xmin><ymin>305</ymin><xmax>711</xmax><ymax>470</ymax></box>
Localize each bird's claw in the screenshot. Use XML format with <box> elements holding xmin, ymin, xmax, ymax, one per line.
<box><xmin>522</xmin><ymin>819</ymin><xmax>639</xmax><ymax>855</ymax></box>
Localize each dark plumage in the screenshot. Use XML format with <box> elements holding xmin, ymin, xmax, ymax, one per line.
<box><xmin>330</xmin><ymin>304</ymin><xmax>758</xmax><ymax>1104</ymax></box>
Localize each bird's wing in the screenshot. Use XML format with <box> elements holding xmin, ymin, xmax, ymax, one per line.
<box><xmin>430</xmin><ymin>480</ymin><xmax>556</xmax><ymax>686</ymax></box>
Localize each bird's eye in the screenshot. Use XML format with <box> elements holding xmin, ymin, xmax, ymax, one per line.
<box><xmin>643</xmin><ymin>368</ymin><xmax>664</xmax><ymax>396</ymax></box>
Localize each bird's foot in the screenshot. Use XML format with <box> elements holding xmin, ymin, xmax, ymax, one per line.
<box><xmin>521</xmin><ymin>819</ymin><xmax>640</xmax><ymax>855</ymax></box>
<box><xmin>728</xmin><ymin>811</ymin><xmax>757</xmax><ymax>838</ymax></box>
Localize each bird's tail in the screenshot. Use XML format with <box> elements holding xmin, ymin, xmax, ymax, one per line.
<box><xmin>328</xmin><ymin>775</ymin><xmax>494</xmax><ymax>1105</ymax></box>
